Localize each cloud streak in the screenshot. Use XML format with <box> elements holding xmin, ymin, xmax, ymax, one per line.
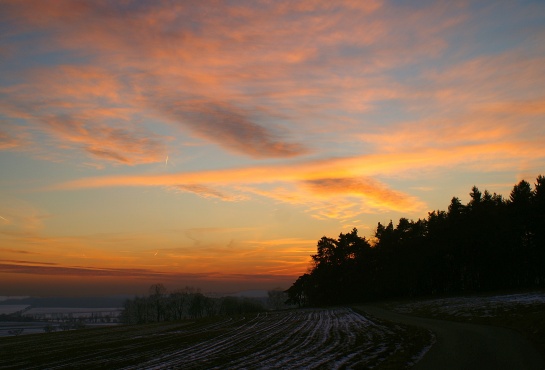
<box><xmin>0</xmin><ymin>261</ymin><xmax>297</xmax><ymax>284</ymax></box>
<box><xmin>156</xmin><ymin>99</ymin><xmax>307</xmax><ymax>159</ymax></box>
<box><xmin>0</xmin><ymin>0</ymin><xmax>499</xmax><ymax>164</ymax></box>
<box><xmin>50</xmin><ymin>136</ymin><xmax>545</xmax><ymax>219</ymax></box>
<box><xmin>0</xmin><ymin>129</ymin><xmax>27</xmax><ymax>150</ymax></box>
<box><xmin>57</xmin><ymin>140</ymin><xmax>545</xmax><ymax>189</ymax></box>
<box><xmin>43</xmin><ymin>115</ymin><xmax>168</xmax><ymax>165</ymax></box>
<box><xmin>304</xmin><ymin>177</ymin><xmax>423</xmax><ymax>213</ymax></box>
<box><xmin>1</xmin><ymin>1</ymin><xmax>545</xmax><ymax>293</ymax></box>
<box><xmin>175</xmin><ymin>184</ymin><xmax>244</xmax><ymax>202</ymax></box>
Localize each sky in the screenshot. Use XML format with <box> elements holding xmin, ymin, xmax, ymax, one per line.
<box><xmin>1</xmin><ymin>0</ymin><xmax>544</xmax><ymax>297</ymax></box>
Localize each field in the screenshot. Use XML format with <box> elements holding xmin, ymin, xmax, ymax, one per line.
<box><xmin>0</xmin><ymin>306</ymin><xmax>123</xmax><ymax>338</ymax></box>
<box><xmin>2</xmin><ymin>292</ymin><xmax>543</xmax><ymax>368</ymax></box>
<box><xmin>0</xmin><ymin>307</ymin><xmax>431</xmax><ymax>369</ymax></box>
<box><xmin>0</xmin><ymin>306</ymin><xmax>30</xmax><ymax>315</ymax></box>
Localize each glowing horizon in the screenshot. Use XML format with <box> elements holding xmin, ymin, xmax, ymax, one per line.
<box><xmin>1</xmin><ymin>0</ymin><xmax>544</xmax><ymax>297</ymax></box>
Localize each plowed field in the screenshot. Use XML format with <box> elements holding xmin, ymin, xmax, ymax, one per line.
<box><xmin>0</xmin><ymin>307</ymin><xmax>430</xmax><ymax>369</ymax></box>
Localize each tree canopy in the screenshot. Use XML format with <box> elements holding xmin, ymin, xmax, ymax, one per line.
<box><xmin>287</xmin><ymin>175</ymin><xmax>545</xmax><ymax>306</ymax></box>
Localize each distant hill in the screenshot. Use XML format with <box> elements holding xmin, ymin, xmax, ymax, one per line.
<box><xmin>205</xmin><ymin>290</ymin><xmax>269</xmax><ymax>299</ymax></box>
<box><xmin>0</xmin><ymin>296</ymin><xmax>130</xmax><ymax>308</ymax></box>
<box><xmin>226</xmin><ymin>290</ymin><xmax>269</xmax><ymax>298</ymax></box>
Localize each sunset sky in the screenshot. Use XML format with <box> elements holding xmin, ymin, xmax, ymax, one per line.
<box><xmin>1</xmin><ymin>0</ymin><xmax>544</xmax><ymax>297</ymax></box>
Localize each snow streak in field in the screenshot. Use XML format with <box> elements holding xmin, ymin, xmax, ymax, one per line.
<box><xmin>1</xmin><ymin>308</ymin><xmax>413</xmax><ymax>369</ymax></box>
<box><xmin>392</xmin><ymin>292</ymin><xmax>545</xmax><ymax>318</ymax></box>
<box><xmin>129</xmin><ymin>308</ymin><xmax>399</xmax><ymax>369</ymax></box>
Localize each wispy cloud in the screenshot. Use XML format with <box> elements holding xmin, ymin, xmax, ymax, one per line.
<box><xmin>50</xmin><ymin>136</ymin><xmax>545</xmax><ymax>218</ymax></box>
<box><xmin>155</xmin><ymin>99</ymin><xmax>307</xmax><ymax>158</ymax></box>
<box><xmin>43</xmin><ymin>115</ymin><xmax>168</xmax><ymax>165</ymax></box>
<box><xmin>0</xmin><ymin>0</ymin><xmax>482</xmax><ymax>164</ymax></box>
<box><xmin>2</xmin><ymin>0</ymin><xmax>545</xmax><ymax>293</ymax></box>
<box><xmin>0</xmin><ymin>261</ymin><xmax>297</xmax><ymax>284</ymax></box>
<box><xmin>0</xmin><ymin>128</ymin><xmax>27</xmax><ymax>150</ymax></box>
<box><xmin>0</xmin><ymin>248</ymin><xmax>38</xmax><ymax>255</ymax></box>
<box><xmin>56</xmin><ymin>117</ymin><xmax>545</xmax><ymax>219</ymax></box>
<box><xmin>0</xmin><ymin>198</ymin><xmax>50</xmax><ymax>232</ymax></box>
<box><xmin>175</xmin><ymin>184</ymin><xmax>245</xmax><ymax>202</ymax></box>
<box><xmin>304</xmin><ymin>177</ymin><xmax>424</xmax><ymax>213</ymax></box>
<box><xmin>0</xmin><ymin>262</ymin><xmax>167</xmax><ymax>278</ymax></box>
<box><xmin>2</xmin><ymin>0</ymin><xmax>542</xmax><ymax>176</ymax></box>
<box><xmin>57</xmin><ymin>138</ymin><xmax>545</xmax><ymax>187</ymax></box>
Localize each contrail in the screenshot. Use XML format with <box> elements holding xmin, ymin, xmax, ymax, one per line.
<box><xmin>165</xmin><ymin>155</ymin><xmax>169</xmax><ymax>167</ymax></box>
<box><xmin>0</xmin><ymin>215</ymin><xmax>8</xmax><ymax>222</ymax></box>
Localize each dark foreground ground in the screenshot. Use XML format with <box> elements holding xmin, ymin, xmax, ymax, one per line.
<box><xmin>382</xmin><ymin>290</ymin><xmax>545</xmax><ymax>363</ymax></box>
<box><xmin>1</xmin><ymin>292</ymin><xmax>543</xmax><ymax>369</ymax></box>
<box><xmin>358</xmin><ymin>305</ymin><xmax>544</xmax><ymax>370</ymax></box>
<box><xmin>0</xmin><ymin>307</ymin><xmax>429</xmax><ymax>369</ymax></box>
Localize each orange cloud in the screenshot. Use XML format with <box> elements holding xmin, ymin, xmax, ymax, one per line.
<box><xmin>0</xmin><ymin>0</ymin><xmax>480</xmax><ymax>164</ymax></box>
<box><xmin>56</xmin><ymin>138</ymin><xmax>545</xmax><ymax>188</ymax></box>
<box><xmin>42</xmin><ymin>115</ymin><xmax>168</xmax><ymax>165</ymax></box>
<box><xmin>50</xmin><ymin>135</ymin><xmax>545</xmax><ymax>221</ymax></box>
<box><xmin>0</xmin><ymin>215</ymin><xmax>312</xmax><ymax>281</ymax></box>
<box><xmin>360</xmin><ymin>115</ymin><xmax>519</xmax><ymax>153</ymax></box>
<box><xmin>0</xmin><ymin>261</ymin><xmax>297</xmax><ymax>287</ymax></box>
<box><xmin>2</xmin><ymin>0</ymin><xmax>544</xmax><ymax>296</ymax></box>
<box><xmin>0</xmin><ymin>248</ymin><xmax>38</xmax><ymax>255</ymax></box>
<box><xmin>239</xmin><ymin>179</ymin><xmax>423</xmax><ymax>220</ymax></box>
<box><xmin>175</xmin><ymin>184</ymin><xmax>245</xmax><ymax>202</ymax></box>
<box><xmin>153</xmin><ymin>98</ymin><xmax>308</xmax><ymax>158</ymax></box>
<box><xmin>2</xmin><ymin>1</ymin><xmax>544</xmax><ymax>221</ymax></box>
<box><xmin>0</xmin><ymin>129</ymin><xmax>26</xmax><ymax>150</ymax></box>
<box><xmin>304</xmin><ymin>177</ymin><xmax>423</xmax><ymax>212</ymax></box>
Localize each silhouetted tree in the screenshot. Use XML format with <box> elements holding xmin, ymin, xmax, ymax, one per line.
<box><xmin>288</xmin><ymin>175</ymin><xmax>545</xmax><ymax>306</ymax></box>
<box><xmin>268</xmin><ymin>289</ymin><xmax>288</xmax><ymax>310</ymax></box>
<box><xmin>286</xmin><ymin>274</ymin><xmax>311</xmax><ymax>307</ymax></box>
<box><xmin>149</xmin><ymin>283</ymin><xmax>167</xmax><ymax>322</ymax></box>
<box><xmin>533</xmin><ymin>176</ymin><xmax>545</xmax><ymax>284</ymax></box>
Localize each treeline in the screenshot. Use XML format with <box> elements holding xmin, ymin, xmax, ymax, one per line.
<box><xmin>286</xmin><ymin>175</ymin><xmax>545</xmax><ymax>306</ymax></box>
<box><xmin>121</xmin><ymin>285</ymin><xmax>266</xmax><ymax>324</ymax></box>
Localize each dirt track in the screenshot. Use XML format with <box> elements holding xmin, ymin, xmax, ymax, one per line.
<box><xmin>358</xmin><ymin>305</ymin><xmax>545</xmax><ymax>370</ymax></box>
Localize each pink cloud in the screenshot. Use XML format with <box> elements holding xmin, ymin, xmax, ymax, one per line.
<box><xmin>2</xmin><ymin>1</ymin><xmax>544</xmax><ymax>204</ymax></box>
<box><xmin>175</xmin><ymin>184</ymin><xmax>245</xmax><ymax>202</ymax></box>
<box><xmin>0</xmin><ymin>249</ymin><xmax>38</xmax><ymax>255</ymax></box>
<box><xmin>56</xmin><ymin>138</ymin><xmax>545</xmax><ymax>189</ymax></box>
<box><xmin>0</xmin><ymin>65</ymin><xmax>170</xmax><ymax>165</ymax></box>
<box><xmin>50</xmin><ymin>135</ymin><xmax>545</xmax><ymax>220</ymax></box>
<box><xmin>154</xmin><ymin>98</ymin><xmax>308</xmax><ymax>158</ymax></box>
<box><xmin>304</xmin><ymin>177</ymin><xmax>424</xmax><ymax>213</ymax></box>
<box><xmin>0</xmin><ymin>0</ymin><xmax>475</xmax><ymax>162</ymax></box>
<box><xmin>239</xmin><ymin>176</ymin><xmax>425</xmax><ymax>220</ymax></box>
<box><xmin>41</xmin><ymin>115</ymin><xmax>168</xmax><ymax>165</ymax></box>
<box><xmin>0</xmin><ymin>129</ymin><xmax>26</xmax><ymax>150</ymax></box>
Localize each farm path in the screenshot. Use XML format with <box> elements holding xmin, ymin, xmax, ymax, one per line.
<box><xmin>358</xmin><ymin>305</ymin><xmax>545</xmax><ymax>370</ymax></box>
